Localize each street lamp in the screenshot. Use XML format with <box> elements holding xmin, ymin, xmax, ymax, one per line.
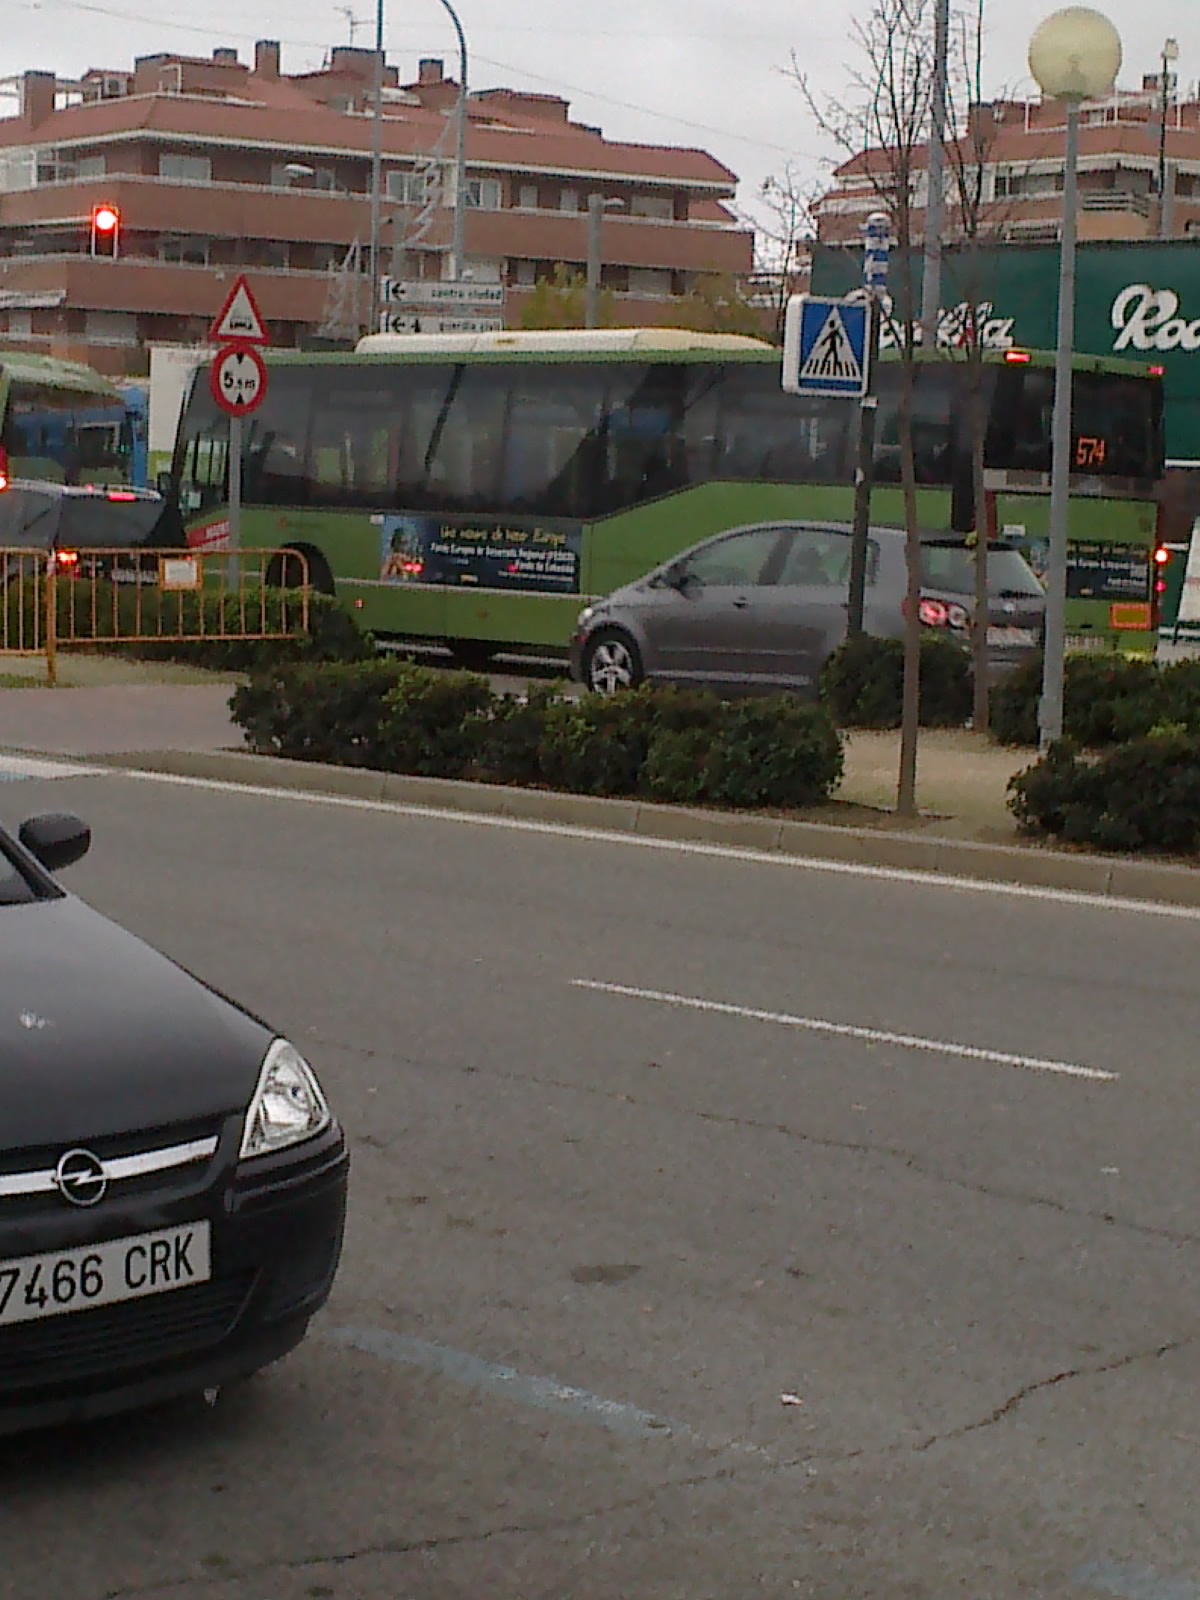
<box><xmin>585</xmin><ymin>195</ymin><xmax>624</xmax><ymax>330</ymax></box>
<box><xmin>369</xmin><ymin>0</ymin><xmax>384</xmax><ymax>330</ymax></box>
<box><xmin>1158</xmin><ymin>37</ymin><xmax>1180</xmax><ymax>239</ymax></box>
<box><xmin>435</xmin><ymin>0</ymin><xmax>469</xmax><ymax>282</ymax></box>
<box><xmin>1028</xmin><ymin>6</ymin><xmax>1122</xmax><ymax>751</ymax></box>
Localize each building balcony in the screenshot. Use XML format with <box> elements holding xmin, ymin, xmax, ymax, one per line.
<box><xmin>0</xmin><ymin>176</ymin><xmax>752</xmax><ymax>274</ymax></box>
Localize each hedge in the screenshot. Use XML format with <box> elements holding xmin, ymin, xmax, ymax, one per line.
<box><xmin>988</xmin><ymin>652</ymin><xmax>1200</xmax><ymax>749</ymax></box>
<box><xmin>230</xmin><ymin>663</ymin><xmax>845</xmax><ymax>810</ymax></box>
<box><xmin>1009</xmin><ymin>732</ymin><xmax>1200</xmax><ymax>854</ymax></box>
<box><xmin>819</xmin><ymin>633</ymin><xmax>973</xmax><ymax>729</ymax></box>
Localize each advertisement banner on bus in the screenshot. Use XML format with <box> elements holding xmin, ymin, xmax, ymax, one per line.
<box><xmin>378</xmin><ymin>515</ymin><xmax>582</xmax><ymax>594</ymax></box>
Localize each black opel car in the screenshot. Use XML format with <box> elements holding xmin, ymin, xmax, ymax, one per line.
<box><xmin>0</xmin><ymin>810</ymin><xmax>348</xmax><ymax>1435</ymax></box>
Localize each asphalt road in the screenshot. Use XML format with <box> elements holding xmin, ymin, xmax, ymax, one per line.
<box><xmin>2</xmin><ymin>756</ymin><xmax>1200</xmax><ymax>1600</ymax></box>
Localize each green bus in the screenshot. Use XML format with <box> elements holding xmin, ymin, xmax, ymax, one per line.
<box><xmin>168</xmin><ymin>328</ymin><xmax>1166</xmax><ymax>665</ymax></box>
<box><xmin>0</xmin><ymin>351</ymin><xmax>142</xmax><ymax>489</ymax></box>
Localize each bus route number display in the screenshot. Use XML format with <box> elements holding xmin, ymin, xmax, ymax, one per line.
<box><xmin>1073</xmin><ymin>435</ymin><xmax>1107</xmax><ymax>470</ymax></box>
<box><xmin>379</xmin><ymin>516</ymin><xmax>582</xmax><ymax>594</ymax></box>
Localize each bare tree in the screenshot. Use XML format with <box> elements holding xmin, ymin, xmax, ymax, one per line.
<box><xmin>793</xmin><ymin>0</ymin><xmax>935</xmax><ymax>817</ymax></box>
<box><xmin>746</xmin><ymin>166</ymin><xmax>820</xmax><ymax>341</ymax></box>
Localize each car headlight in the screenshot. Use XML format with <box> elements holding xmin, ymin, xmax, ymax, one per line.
<box><xmin>240</xmin><ymin>1039</ymin><xmax>331</xmax><ymax>1160</ymax></box>
<box><xmin>578</xmin><ymin>605</ymin><xmax>597</xmax><ymax>627</ymax></box>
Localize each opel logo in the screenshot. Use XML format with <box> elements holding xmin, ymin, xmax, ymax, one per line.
<box><xmin>54</xmin><ymin>1149</ymin><xmax>108</xmax><ymax>1208</ymax></box>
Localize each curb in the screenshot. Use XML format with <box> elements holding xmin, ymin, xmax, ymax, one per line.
<box><xmin>81</xmin><ymin>746</ymin><xmax>1200</xmax><ymax>909</ymax></box>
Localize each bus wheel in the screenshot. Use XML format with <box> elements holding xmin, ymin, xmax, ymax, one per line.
<box><xmin>582</xmin><ymin>629</ymin><xmax>643</xmax><ymax>695</ymax></box>
<box><xmin>449</xmin><ymin>639</ymin><xmax>496</xmax><ymax>672</ymax></box>
<box><xmin>266</xmin><ymin>547</ymin><xmax>334</xmax><ymax>596</ymax></box>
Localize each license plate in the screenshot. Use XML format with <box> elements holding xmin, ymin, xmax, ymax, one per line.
<box><xmin>987</xmin><ymin>626</ymin><xmax>1039</xmax><ymax>648</ymax></box>
<box><xmin>0</xmin><ymin>1222</ymin><xmax>211</xmax><ymax>1328</ymax></box>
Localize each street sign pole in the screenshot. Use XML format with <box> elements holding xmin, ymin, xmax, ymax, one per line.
<box><xmin>847</xmin><ymin>213</ymin><xmax>891</xmax><ymax>638</ymax></box>
<box><xmin>207</xmin><ymin>277</ymin><xmax>271</xmax><ymax>594</ymax></box>
<box><xmin>227</xmin><ymin>412</ymin><xmax>243</xmax><ymax>591</ymax></box>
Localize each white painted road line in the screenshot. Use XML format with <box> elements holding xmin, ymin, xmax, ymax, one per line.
<box><xmin>572</xmin><ymin>979</ymin><xmax>1119</xmax><ymax>1084</ymax></box>
<box><xmin>113</xmin><ymin>766</ymin><xmax>1200</xmax><ymax>922</ymax></box>
<box><xmin>0</xmin><ymin>754</ymin><xmax>101</xmax><ymax>781</ymax></box>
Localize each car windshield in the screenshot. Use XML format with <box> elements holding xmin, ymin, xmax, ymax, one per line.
<box><xmin>0</xmin><ymin>833</ymin><xmax>40</xmax><ymax>906</ymax></box>
<box><xmin>920</xmin><ymin>543</ymin><xmax>1044</xmax><ymax>598</ymax></box>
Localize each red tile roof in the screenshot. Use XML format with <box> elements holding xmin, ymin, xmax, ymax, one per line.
<box><xmin>0</xmin><ymin>79</ymin><xmax>737</xmax><ymax>188</ymax></box>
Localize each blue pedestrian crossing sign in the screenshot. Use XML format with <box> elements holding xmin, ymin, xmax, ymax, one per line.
<box><xmin>782</xmin><ymin>295</ymin><xmax>871</xmax><ymax>399</ymax></box>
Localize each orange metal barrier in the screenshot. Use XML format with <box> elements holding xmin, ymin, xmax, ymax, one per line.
<box><xmin>1</xmin><ymin>547</ymin><xmax>311</xmax><ymax>685</ymax></box>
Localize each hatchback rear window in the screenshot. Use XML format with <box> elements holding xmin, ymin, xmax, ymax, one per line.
<box><xmin>920</xmin><ymin>543</ymin><xmax>1044</xmax><ymax>598</ymax></box>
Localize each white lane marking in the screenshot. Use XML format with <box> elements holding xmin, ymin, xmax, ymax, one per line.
<box><xmin>113</xmin><ymin>765</ymin><xmax>1200</xmax><ymax>923</ymax></box>
<box><xmin>571</xmin><ymin>979</ymin><xmax>1119</xmax><ymax>1084</ymax></box>
<box><xmin>0</xmin><ymin>754</ymin><xmax>101</xmax><ymax>781</ymax></box>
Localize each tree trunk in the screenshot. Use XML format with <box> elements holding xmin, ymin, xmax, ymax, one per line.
<box><xmin>897</xmin><ymin>361</ymin><xmax>921</xmax><ymax>818</ymax></box>
<box><xmin>970</xmin><ymin>375</ymin><xmax>990</xmax><ymax>734</ymax></box>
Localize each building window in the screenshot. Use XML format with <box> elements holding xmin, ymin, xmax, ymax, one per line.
<box><xmin>628</xmin><ymin>266</ymin><xmax>672</xmax><ymax>297</ymax></box>
<box><xmin>464</xmin><ymin>177</ymin><xmax>502</xmax><ymax>210</ymax></box>
<box><xmin>559</xmin><ymin>188</ymin><xmax>580</xmax><ymax>214</ymax></box>
<box><xmin>389</xmin><ymin>168</ymin><xmax>439</xmax><ymax>205</ymax></box>
<box><xmin>518</xmin><ymin>184</ymin><xmax>539</xmax><ymax>209</ymax></box>
<box><xmin>159</xmin><ymin>235</ymin><xmax>210</xmax><ymax>265</ymax></box>
<box><xmin>630</xmin><ymin>194</ymin><xmax>673</xmax><ymax>221</ymax></box>
<box><xmin>0</xmin><ymin>151</ymin><xmax>36</xmax><ymax>192</ymax></box>
<box><xmin>84</xmin><ymin>310</ymin><xmax>138</xmax><ymax>345</ymax></box>
<box><xmin>442</xmin><ymin>256</ymin><xmax>502</xmax><ymax>283</ymax></box>
<box><xmin>159</xmin><ymin>153</ymin><xmax>212</xmax><ymax>183</ymax></box>
<box><xmin>33</xmin><ymin>151</ymin><xmax>108</xmax><ymax>184</ymax></box>
<box><xmin>515</xmin><ymin>258</ymin><xmax>537</xmax><ymax>286</ymax></box>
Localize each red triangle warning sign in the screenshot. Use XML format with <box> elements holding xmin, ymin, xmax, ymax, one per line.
<box><xmin>210</xmin><ymin>275</ymin><xmax>270</xmax><ymax>345</ymax></box>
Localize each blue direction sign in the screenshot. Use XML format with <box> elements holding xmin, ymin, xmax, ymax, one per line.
<box><xmin>782</xmin><ymin>295</ymin><xmax>870</xmax><ymax>399</ymax></box>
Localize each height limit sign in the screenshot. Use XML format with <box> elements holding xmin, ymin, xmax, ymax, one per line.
<box><xmin>210</xmin><ymin>344</ymin><xmax>267</xmax><ymax>416</ymax></box>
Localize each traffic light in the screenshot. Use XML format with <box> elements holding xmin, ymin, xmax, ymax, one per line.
<box><xmin>89</xmin><ymin>203</ymin><xmax>120</xmax><ymax>259</ymax></box>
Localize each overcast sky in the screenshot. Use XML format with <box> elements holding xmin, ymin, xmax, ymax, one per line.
<box><xmin>4</xmin><ymin>0</ymin><xmax>1190</xmax><ymax>242</ymax></box>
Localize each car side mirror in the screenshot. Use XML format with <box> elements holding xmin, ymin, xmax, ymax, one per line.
<box><xmin>19</xmin><ymin>813</ymin><xmax>91</xmax><ymax>873</ymax></box>
<box><xmin>156</xmin><ymin>470</ymin><xmax>173</xmax><ymax>496</ymax></box>
<box><xmin>663</xmin><ymin>559</ymin><xmax>691</xmax><ymax>590</ymax></box>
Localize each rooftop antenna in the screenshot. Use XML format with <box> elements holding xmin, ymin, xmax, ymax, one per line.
<box><xmin>336</xmin><ymin>6</ymin><xmax>371</xmax><ymax>45</ymax></box>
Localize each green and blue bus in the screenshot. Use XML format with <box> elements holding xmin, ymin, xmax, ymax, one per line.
<box><xmin>167</xmin><ymin>327</ymin><xmax>1166</xmax><ymax>665</ymax></box>
<box><xmin>0</xmin><ymin>351</ymin><xmax>148</xmax><ymax>490</ymax></box>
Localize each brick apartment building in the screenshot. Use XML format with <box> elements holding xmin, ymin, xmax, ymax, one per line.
<box><xmin>0</xmin><ymin>42</ymin><xmax>754</xmax><ymax>373</ymax></box>
<box><xmin>815</xmin><ymin>69</ymin><xmax>1200</xmax><ymax>246</ymax></box>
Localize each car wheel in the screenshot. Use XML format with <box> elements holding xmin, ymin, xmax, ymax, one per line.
<box><xmin>582</xmin><ymin>628</ymin><xmax>643</xmax><ymax>695</ymax></box>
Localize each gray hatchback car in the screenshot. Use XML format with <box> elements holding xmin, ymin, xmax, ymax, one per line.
<box><xmin>569</xmin><ymin>520</ymin><xmax>1045</xmax><ymax>697</ymax></box>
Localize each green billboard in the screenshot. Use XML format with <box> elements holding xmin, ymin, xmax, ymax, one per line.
<box><xmin>811</xmin><ymin>239</ymin><xmax>1200</xmax><ymax>466</ymax></box>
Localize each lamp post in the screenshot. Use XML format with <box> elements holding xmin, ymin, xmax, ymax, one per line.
<box><xmin>1158</xmin><ymin>37</ymin><xmax>1180</xmax><ymax>239</ymax></box>
<box><xmin>436</xmin><ymin>0</ymin><xmax>469</xmax><ymax>281</ymax></box>
<box><xmin>586</xmin><ymin>195</ymin><xmax>624</xmax><ymax>329</ymax></box>
<box><xmin>920</xmin><ymin>0</ymin><xmax>950</xmax><ymax>347</ymax></box>
<box><xmin>368</xmin><ymin>0</ymin><xmax>384</xmax><ymax>332</ymax></box>
<box><xmin>1028</xmin><ymin>6</ymin><xmax>1122</xmax><ymax>752</ymax></box>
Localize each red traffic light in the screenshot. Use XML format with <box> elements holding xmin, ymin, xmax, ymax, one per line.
<box><xmin>1154</xmin><ymin>546</ymin><xmax>1171</xmax><ymax>565</ymax></box>
<box><xmin>90</xmin><ymin>203</ymin><xmax>120</xmax><ymax>258</ymax></box>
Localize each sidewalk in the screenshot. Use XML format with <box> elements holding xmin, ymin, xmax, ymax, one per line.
<box><xmin>0</xmin><ymin>669</ymin><xmax>1032</xmax><ymax>839</ymax></box>
<box><xmin>0</xmin><ymin>682</ymin><xmax>238</xmax><ymax>756</ymax></box>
